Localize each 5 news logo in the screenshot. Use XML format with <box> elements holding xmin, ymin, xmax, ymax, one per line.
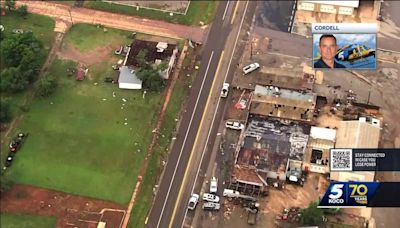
<box><xmin>319</xmin><ymin>182</ymin><xmax>378</xmax><ymax>208</ymax></box>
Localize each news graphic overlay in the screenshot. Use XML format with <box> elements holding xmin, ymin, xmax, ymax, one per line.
<box><xmin>330</xmin><ymin>148</ymin><xmax>400</xmax><ymax>172</ymax></box>
<box><xmin>312</xmin><ymin>23</ymin><xmax>377</xmax><ymax>69</ymax></box>
<box><xmin>319</xmin><ymin>182</ymin><xmax>400</xmax><ymax>208</ymax></box>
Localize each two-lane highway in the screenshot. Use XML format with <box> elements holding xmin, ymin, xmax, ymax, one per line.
<box><xmin>146</xmin><ymin>1</ymin><xmax>239</xmax><ymax>228</ymax></box>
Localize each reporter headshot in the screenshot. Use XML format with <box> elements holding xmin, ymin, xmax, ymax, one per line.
<box><xmin>314</xmin><ymin>34</ymin><xmax>346</xmax><ymax>69</ymax></box>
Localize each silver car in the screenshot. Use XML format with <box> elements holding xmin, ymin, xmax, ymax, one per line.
<box><xmin>202</xmin><ymin>193</ymin><xmax>220</xmax><ymax>203</ymax></box>
<box><xmin>221</xmin><ymin>83</ymin><xmax>230</xmax><ymax>98</ymax></box>
<box><xmin>188</xmin><ymin>193</ymin><xmax>199</xmax><ymax>210</ymax></box>
<box><xmin>243</xmin><ymin>62</ymin><xmax>260</xmax><ymax>74</ymax></box>
<box><xmin>225</xmin><ymin>120</ymin><xmax>245</xmax><ymax>130</ymax></box>
<box><xmin>202</xmin><ymin>202</ymin><xmax>220</xmax><ymax>211</ymax></box>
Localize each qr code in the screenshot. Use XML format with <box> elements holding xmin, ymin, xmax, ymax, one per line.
<box><xmin>330</xmin><ymin>149</ymin><xmax>353</xmax><ymax>171</ymax></box>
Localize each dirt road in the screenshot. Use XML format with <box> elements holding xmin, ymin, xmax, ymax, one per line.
<box><xmin>16</xmin><ymin>0</ymin><xmax>207</xmax><ymax>43</ymax></box>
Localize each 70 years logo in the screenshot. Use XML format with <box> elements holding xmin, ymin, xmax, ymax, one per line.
<box><xmin>349</xmin><ymin>184</ymin><xmax>368</xmax><ymax>204</ymax></box>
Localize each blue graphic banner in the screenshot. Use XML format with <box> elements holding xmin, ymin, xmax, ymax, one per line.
<box><xmin>319</xmin><ymin>182</ymin><xmax>400</xmax><ymax>208</ymax></box>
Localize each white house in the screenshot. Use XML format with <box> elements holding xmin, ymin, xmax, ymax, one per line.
<box><xmin>118</xmin><ymin>66</ymin><xmax>142</xmax><ymax>90</ymax></box>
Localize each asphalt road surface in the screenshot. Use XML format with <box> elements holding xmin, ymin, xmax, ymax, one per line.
<box><xmin>379</xmin><ymin>0</ymin><xmax>400</xmax><ymax>52</ymax></box>
<box><xmin>146</xmin><ymin>1</ymin><xmax>245</xmax><ymax>228</ymax></box>
<box><xmin>256</xmin><ymin>0</ymin><xmax>296</xmax><ymax>32</ymax></box>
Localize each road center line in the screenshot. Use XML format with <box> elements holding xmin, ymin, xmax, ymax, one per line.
<box><xmin>170</xmin><ymin>50</ymin><xmax>224</xmax><ymax>228</ymax></box>
<box><xmin>230</xmin><ymin>1</ymin><xmax>240</xmax><ymax>24</ymax></box>
<box><xmin>180</xmin><ymin>1</ymin><xmax>250</xmax><ymax>227</ymax></box>
<box><xmin>156</xmin><ymin>51</ymin><xmax>215</xmax><ymax>228</ymax></box>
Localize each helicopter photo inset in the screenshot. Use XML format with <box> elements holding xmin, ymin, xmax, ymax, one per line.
<box><xmin>313</xmin><ymin>33</ymin><xmax>376</xmax><ymax>70</ymax></box>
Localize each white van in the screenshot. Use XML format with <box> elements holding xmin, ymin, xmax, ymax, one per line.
<box><xmin>223</xmin><ymin>189</ymin><xmax>240</xmax><ymax>197</ymax></box>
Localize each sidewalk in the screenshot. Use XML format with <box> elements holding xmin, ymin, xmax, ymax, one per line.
<box><xmin>16</xmin><ymin>0</ymin><xmax>207</xmax><ymax>43</ymax></box>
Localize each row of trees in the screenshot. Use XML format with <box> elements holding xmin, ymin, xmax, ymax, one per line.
<box><xmin>0</xmin><ymin>6</ymin><xmax>49</xmax><ymax>125</ymax></box>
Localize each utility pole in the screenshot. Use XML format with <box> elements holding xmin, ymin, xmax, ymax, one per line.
<box><xmin>68</xmin><ymin>8</ymin><xmax>73</xmax><ymax>25</ymax></box>
<box><xmin>250</xmin><ymin>41</ymin><xmax>253</xmax><ymax>60</ymax></box>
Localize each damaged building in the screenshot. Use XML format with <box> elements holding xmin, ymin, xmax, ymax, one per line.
<box><xmin>118</xmin><ymin>39</ymin><xmax>178</xmax><ymax>90</ymax></box>
<box><xmin>230</xmin><ymin>85</ymin><xmax>317</xmax><ymax>191</ymax></box>
<box><xmin>250</xmin><ymin>85</ymin><xmax>317</xmax><ymax>121</ymax></box>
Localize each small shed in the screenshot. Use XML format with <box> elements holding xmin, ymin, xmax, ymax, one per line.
<box><xmin>118</xmin><ymin>66</ymin><xmax>142</xmax><ymax>90</ymax></box>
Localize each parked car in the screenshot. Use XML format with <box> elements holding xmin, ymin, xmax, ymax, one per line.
<box><xmin>210</xmin><ymin>177</ymin><xmax>218</xmax><ymax>194</ymax></box>
<box><xmin>202</xmin><ymin>193</ymin><xmax>220</xmax><ymax>203</ymax></box>
<box><xmin>223</xmin><ymin>189</ymin><xmax>240</xmax><ymax>197</ymax></box>
<box><xmin>243</xmin><ymin>62</ymin><xmax>260</xmax><ymax>74</ymax></box>
<box><xmin>221</xmin><ymin>83</ymin><xmax>229</xmax><ymax>98</ymax></box>
<box><xmin>202</xmin><ymin>202</ymin><xmax>220</xmax><ymax>211</ymax></box>
<box><xmin>5</xmin><ymin>155</ymin><xmax>14</xmax><ymax>167</ymax></box>
<box><xmin>9</xmin><ymin>133</ymin><xmax>27</xmax><ymax>153</ymax></box>
<box><xmin>188</xmin><ymin>193</ymin><xmax>199</xmax><ymax>210</ymax></box>
<box><xmin>225</xmin><ymin>120</ymin><xmax>245</xmax><ymax>130</ymax></box>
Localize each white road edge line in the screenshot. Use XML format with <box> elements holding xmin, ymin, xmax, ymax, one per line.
<box><xmin>179</xmin><ymin>1</ymin><xmax>250</xmax><ymax>227</ymax></box>
<box><xmin>156</xmin><ymin>51</ymin><xmax>215</xmax><ymax>228</ymax></box>
<box><xmin>222</xmin><ymin>1</ymin><xmax>230</xmax><ymax>21</ymax></box>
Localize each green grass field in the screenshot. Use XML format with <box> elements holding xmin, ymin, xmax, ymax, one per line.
<box><xmin>63</xmin><ymin>24</ymin><xmax>132</xmax><ymax>52</ymax></box>
<box><xmin>0</xmin><ymin>213</ymin><xmax>56</xmax><ymax>228</ymax></box>
<box><xmin>4</xmin><ymin>56</ymin><xmax>164</xmax><ymax>204</ymax></box>
<box><xmin>0</xmin><ymin>11</ymin><xmax>55</xmax><ymax>51</ymax></box>
<box><xmin>84</xmin><ymin>1</ymin><xmax>219</xmax><ymax>26</ymax></box>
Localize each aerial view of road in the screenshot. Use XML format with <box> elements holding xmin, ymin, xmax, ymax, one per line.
<box><xmin>1</xmin><ymin>1</ymin><xmax>399</xmax><ymax>228</ymax></box>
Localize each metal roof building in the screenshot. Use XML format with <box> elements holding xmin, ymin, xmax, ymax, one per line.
<box><xmin>118</xmin><ymin>66</ymin><xmax>142</xmax><ymax>90</ymax></box>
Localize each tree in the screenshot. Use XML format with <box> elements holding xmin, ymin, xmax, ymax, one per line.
<box><xmin>300</xmin><ymin>201</ymin><xmax>324</xmax><ymax>226</ymax></box>
<box><xmin>136</xmin><ymin>49</ymin><xmax>148</xmax><ymax>68</ymax></box>
<box><xmin>136</xmin><ymin>64</ymin><xmax>167</xmax><ymax>92</ymax></box>
<box><xmin>4</xmin><ymin>0</ymin><xmax>16</xmax><ymax>11</ymax></box>
<box><xmin>134</xmin><ymin>50</ymin><xmax>167</xmax><ymax>92</ymax></box>
<box><xmin>35</xmin><ymin>74</ymin><xmax>57</xmax><ymax>97</ymax></box>
<box><xmin>0</xmin><ymin>32</ymin><xmax>42</xmax><ymax>68</ymax></box>
<box><xmin>0</xmin><ymin>67</ymin><xmax>29</xmax><ymax>92</ymax></box>
<box><xmin>0</xmin><ymin>32</ymin><xmax>43</xmax><ymax>93</ymax></box>
<box><xmin>16</xmin><ymin>5</ymin><xmax>28</xmax><ymax>17</ymax></box>
<box><xmin>0</xmin><ymin>99</ymin><xmax>13</xmax><ymax>123</ymax></box>
<box><xmin>19</xmin><ymin>50</ymin><xmax>42</xmax><ymax>82</ymax></box>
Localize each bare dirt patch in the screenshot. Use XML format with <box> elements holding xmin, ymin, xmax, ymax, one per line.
<box><xmin>0</xmin><ymin>185</ymin><xmax>126</xmax><ymax>228</ymax></box>
<box><xmin>57</xmin><ymin>43</ymin><xmax>113</xmax><ymax>66</ymax></box>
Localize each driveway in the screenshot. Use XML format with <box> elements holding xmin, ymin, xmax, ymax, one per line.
<box><xmin>16</xmin><ymin>0</ymin><xmax>207</xmax><ymax>43</ymax></box>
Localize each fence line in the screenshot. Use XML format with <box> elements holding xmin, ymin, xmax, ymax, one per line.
<box><xmin>101</xmin><ymin>0</ymin><xmax>189</xmax><ymax>15</ymax></box>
